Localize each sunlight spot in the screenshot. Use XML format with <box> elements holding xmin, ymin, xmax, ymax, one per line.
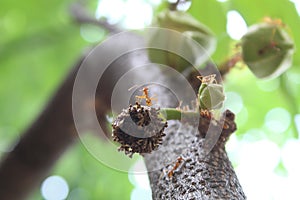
<box><xmin>295</xmin><ymin>114</ymin><xmax>300</xmax><ymax>137</ymax></box>
<box><xmin>290</xmin><ymin>0</ymin><xmax>300</xmax><ymax>15</ymax></box>
<box><xmin>226</xmin><ymin>134</ymin><xmax>241</xmax><ymax>165</ymax></box>
<box><xmin>96</xmin><ymin>0</ymin><xmax>125</xmax><ymax>24</ymax></box>
<box><xmin>128</xmin><ymin>159</ymin><xmax>150</xmax><ymax>189</ymax></box>
<box><xmin>177</xmin><ymin>1</ymin><xmax>192</xmax><ymax>11</ymax></box>
<box><xmin>131</xmin><ymin>188</ymin><xmax>152</xmax><ymax>200</ymax></box>
<box><xmin>226</xmin><ymin>10</ymin><xmax>248</xmax><ymax>40</ymax></box>
<box><xmin>41</xmin><ymin>175</ymin><xmax>69</xmax><ymax>200</ymax></box>
<box><xmin>265</xmin><ymin>108</ymin><xmax>291</xmax><ymax>134</ymax></box>
<box><xmin>256</xmin><ymin>78</ymin><xmax>280</xmax><ymax>92</ymax></box>
<box><xmin>80</xmin><ymin>24</ymin><xmax>106</xmax><ymax>43</ymax></box>
<box><xmin>226</xmin><ymin>134</ymin><xmax>238</xmax><ymax>153</ymax></box>
<box><xmin>123</xmin><ymin>0</ymin><xmax>153</xmax><ymax>29</ymax></box>
<box><xmin>286</xmin><ymin>71</ymin><xmax>300</xmax><ymax>84</ymax></box>
<box><xmin>3</xmin><ymin>10</ymin><xmax>27</xmax><ymax>35</ymax></box>
<box><xmin>96</xmin><ymin>0</ymin><xmax>153</xmax><ymax>29</ymax></box>
<box><xmin>106</xmin><ymin>114</ymin><xmax>114</xmax><ymax>124</ymax></box>
<box><xmin>236</xmin><ymin>107</ymin><xmax>248</xmax><ymax>127</ymax></box>
<box><xmin>224</xmin><ymin>91</ymin><xmax>243</xmax><ymax>114</ymax></box>
<box><xmin>129</xmin><ymin>159</ymin><xmax>152</xmax><ymax>200</ymax></box>
<box><xmin>239</xmin><ymin>140</ymin><xmax>280</xmax><ymax>171</ymax></box>
<box><xmin>282</xmin><ymin>139</ymin><xmax>300</xmax><ymax>175</ymax></box>
<box><xmin>242</xmin><ymin>129</ymin><xmax>266</xmax><ymax>142</ymax></box>
<box><xmin>236</xmin><ymin>140</ymin><xmax>280</xmax><ymax>199</ymax></box>
<box><xmin>273</xmin><ymin>173</ymin><xmax>300</xmax><ymax>200</ymax></box>
<box><xmin>149</xmin><ymin>0</ymin><xmax>162</xmax><ymax>5</ymax></box>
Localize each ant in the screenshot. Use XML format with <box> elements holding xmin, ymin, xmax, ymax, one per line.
<box><xmin>263</xmin><ymin>17</ymin><xmax>285</xmax><ymax>27</ymax></box>
<box><xmin>167</xmin><ymin>156</ymin><xmax>184</xmax><ymax>178</ymax></box>
<box><xmin>258</xmin><ymin>41</ymin><xmax>280</xmax><ymax>55</ymax></box>
<box><xmin>196</xmin><ymin>74</ymin><xmax>217</xmax><ymax>84</ymax></box>
<box><xmin>258</xmin><ymin>17</ymin><xmax>285</xmax><ymax>56</ymax></box>
<box><xmin>200</xmin><ymin>109</ymin><xmax>212</xmax><ymax>120</ymax></box>
<box><xmin>129</xmin><ymin>85</ymin><xmax>157</xmax><ymax>106</ymax></box>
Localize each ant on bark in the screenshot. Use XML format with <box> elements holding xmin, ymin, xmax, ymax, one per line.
<box><xmin>167</xmin><ymin>156</ymin><xmax>185</xmax><ymax>178</ymax></box>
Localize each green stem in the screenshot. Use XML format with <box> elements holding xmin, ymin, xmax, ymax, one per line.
<box><xmin>159</xmin><ymin>108</ymin><xmax>199</xmax><ymax>121</ymax></box>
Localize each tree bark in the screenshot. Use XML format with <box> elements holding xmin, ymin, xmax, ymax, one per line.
<box><xmin>144</xmin><ymin>110</ymin><xmax>246</xmax><ymax>199</ymax></box>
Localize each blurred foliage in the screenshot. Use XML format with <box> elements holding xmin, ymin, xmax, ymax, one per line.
<box><xmin>1</xmin><ymin>0</ymin><xmax>300</xmax><ymax>199</ymax></box>
<box><xmin>0</xmin><ymin>0</ymin><xmax>132</xmax><ymax>199</ymax></box>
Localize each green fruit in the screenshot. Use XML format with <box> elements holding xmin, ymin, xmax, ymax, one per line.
<box><xmin>147</xmin><ymin>11</ymin><xmax>216</xmax><ymax>72</ymax></box>
<box><xmin>198</xmin><ymin>83</ymin><xmax>225</xmax><ymax>110</ymax></box>
<box><xmin>241</xmin><ymin>23</ymin><xmax>294</xmax><ymax>79</ymax></box>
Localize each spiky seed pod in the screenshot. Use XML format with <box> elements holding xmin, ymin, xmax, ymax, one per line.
<box><xmin>112</xmin><ymin>102</ymin><xmax>168</xmax><ymax>157</ymax></box>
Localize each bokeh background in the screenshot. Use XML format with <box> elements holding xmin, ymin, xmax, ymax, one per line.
<box><xmin>1</xmin><ymin>0</ymin><xmax>300</xmax><ymax>199</ymax></box>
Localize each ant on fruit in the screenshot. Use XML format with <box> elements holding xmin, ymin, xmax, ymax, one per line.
<box><xmin>129</xmin><ymin>85</ymin><xmax>157</xmax><ymax>106</ymax></box>
<box><xmin>263</xmin><ymin>17</ymin><xmax>285</xmax><ymax>27</ymax></box>
<box><xmin>196</xmin><ymin>74</ymin><xmax>217</xmax><ymax>84</ymax></box>
<box><xmin>167</xmin><ymin>156</ymin><xmax>184</xmax><ymax>178</ymax></box>
<box><xmin>258</xmin><ymin>41</ymin><xmax>280</xmax><ymax>55</ymax></box>
<box><xmin>258</xmin><ymin>17</ymin><xmax>285</xmax><ymax>55</ymax></box>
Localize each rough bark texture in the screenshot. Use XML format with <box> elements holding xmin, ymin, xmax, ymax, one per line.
<box><xmin>144</xmin><ymin>111</ymin><xmax>246</xmax><ymax>200</ymax></box>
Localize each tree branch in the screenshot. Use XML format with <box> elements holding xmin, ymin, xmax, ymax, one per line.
<box><xmin>69</xmin><ymin>3</ymin><xmax>121</xmax><ymax>33</ymax></box>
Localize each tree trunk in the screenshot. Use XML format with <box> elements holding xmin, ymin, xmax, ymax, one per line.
<box><xmin>144</xmin><ymin>112</ymin><xmax>246</xmax><ymax>199</ymax></box>
<box><xmin>0</xmin><ymin>29</ymin><xmax>246</xmax><ymax>199</ymax></box>
<box><xmin>0</xmin><ymin>58</ymin><xmax>83</xmax><ymax>200</ymax></box>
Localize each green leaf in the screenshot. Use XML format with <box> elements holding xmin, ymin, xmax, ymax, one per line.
<box><xmin>188</xmin><ymin>0</ymin><xmax>231</xmax><ymax>62</ymax></box>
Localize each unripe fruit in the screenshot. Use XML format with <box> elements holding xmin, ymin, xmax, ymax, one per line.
<box><xmin>198</xmin><ymin>83</ymin><xmax>225</xmax><ymax>110</ymax></box>
<box><xmin>197</xmin><ymin>75</ymin><xmax>225</xmax><ymax>110</ymax></box>
<box><xmin>147</xmin><ymin>11</ymin><xmax>216</xmax><ymax>71</ymax></box>
<box><xmin>241</xmin><ymin>23</ymin><xmax>294</xmax><ymax>79</ymax></box>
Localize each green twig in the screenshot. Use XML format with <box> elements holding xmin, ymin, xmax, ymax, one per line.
<box><xmin>159</xmin><ymin>108</ymin><xmax>198</xmax><ymax>121</ymax></box>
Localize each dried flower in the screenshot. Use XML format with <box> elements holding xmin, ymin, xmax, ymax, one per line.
<box><xmin>112</xmin><ymin>102</ymin><xmax>168</xmax><ymax>157</ymax></box>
